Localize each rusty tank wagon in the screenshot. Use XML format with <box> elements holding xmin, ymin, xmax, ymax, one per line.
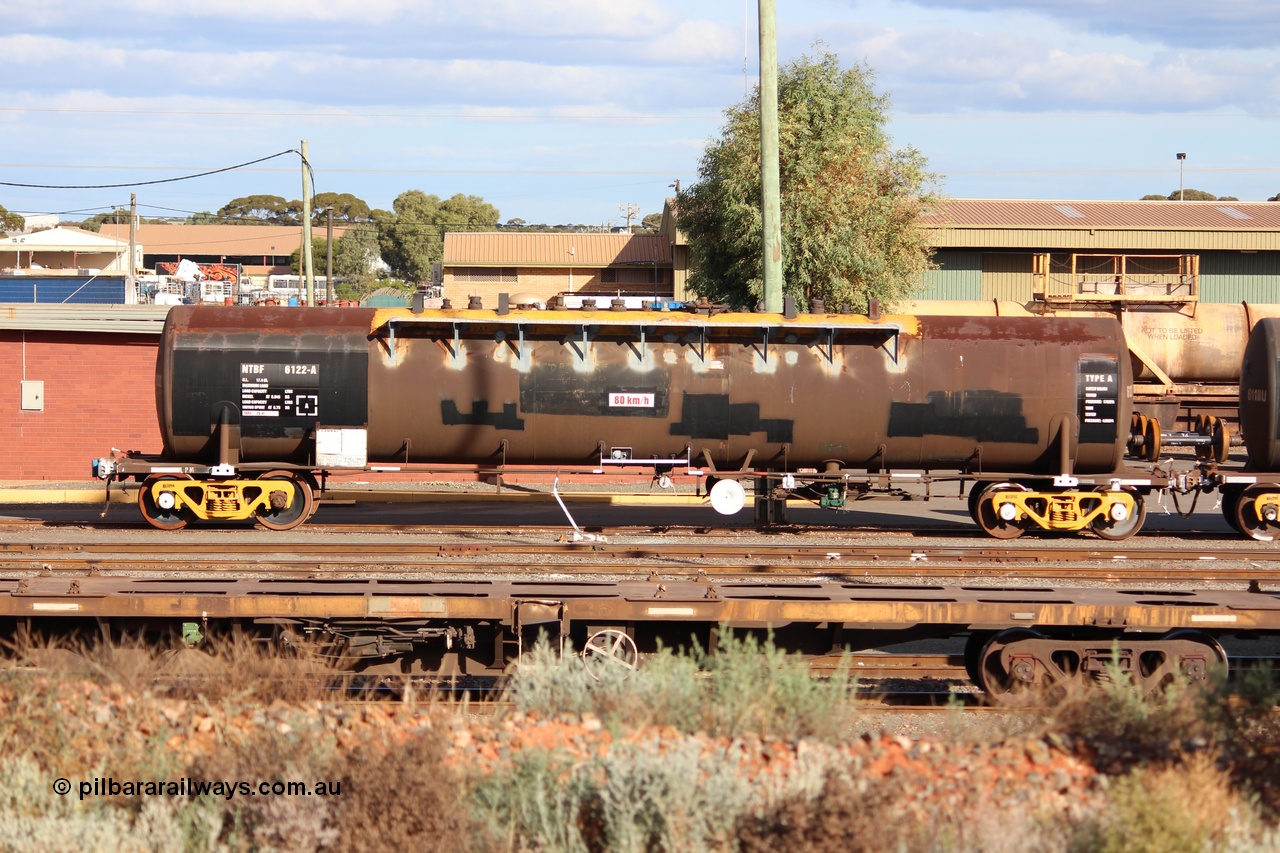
<box><xmin>1217</xmin><ymin>318</ymin><xmax>1280</xmax><ymax>540</ymax></box>
<box><xmin>97</xmin><ymin>303</ymin><xmax>1146</xmax><ymax>539</ymax></box>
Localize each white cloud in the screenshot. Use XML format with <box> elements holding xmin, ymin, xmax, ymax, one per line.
<box><xmin>828</xmin><ymin>23</ymin><xmax>1280</xmax><ymax>114</ymax></box>
<box><xmin>901</xmin><ymin>0</ymin><xmax>1280</xmax><ymax>49</ymax></box>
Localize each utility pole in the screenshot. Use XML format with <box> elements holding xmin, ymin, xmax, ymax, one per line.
<box><xmin>618</xmin><ymin>202</ymin><xmax>640</xmax><ymax>232</ymax></box>
<box><xmin>759</xmin><ymin>0</ymin><xmax>783</xmax><ymax>313</ymax></box>
<box><xmin>300</xmin><ymin>140</ymin><xmax>315</xmax><ymax>306</ymax></box>
<box><xmin>127</xmin><ymin>193</ymin><xmax>137</xmax><ymax>303</ymax></box>
<box><xmin>325</xmin><ymin>206</ymin><xmax>334</xmax><ymax>305</ymax></box>
<box><xmin>1177</xmin><ymin>152</ymin><xmax>1187</xmax><ymax>201</ymax></box>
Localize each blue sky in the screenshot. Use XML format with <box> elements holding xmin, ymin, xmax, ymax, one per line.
<box><xmin>1</xmin><ymin>0</ymin><xmax>1276</xmax><ymax>227</ymax></box>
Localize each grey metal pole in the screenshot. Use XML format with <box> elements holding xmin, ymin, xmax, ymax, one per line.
<box><xmin>758</xmin><ymin>0</ymin><xmax>783</xmax><ymax>313</ymax></box>
<box><xmin>301</xmin><ymin>140</ymin><xmax>315</xmax><ymax>306</ymax></box>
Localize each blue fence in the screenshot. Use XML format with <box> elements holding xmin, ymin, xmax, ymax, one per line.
<box><xmin>0</xmin><ymin>276</ymin><xmax>128</xmax><ymax>304</ymax></box>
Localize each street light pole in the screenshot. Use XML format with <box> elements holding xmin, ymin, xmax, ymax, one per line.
<box><xmin>1177</xmin><ymin>152</ymin><xmax>1187</xmax><ymax>201</ymax></box>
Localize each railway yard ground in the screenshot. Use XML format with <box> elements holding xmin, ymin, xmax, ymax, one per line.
<box><xmin>4</xmin><ymin>478</ymin><xmax>1280</xmax><ymax>850</ymax></box>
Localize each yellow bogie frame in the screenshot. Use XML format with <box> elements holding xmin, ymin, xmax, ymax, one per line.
<box><xmin>990</xmin><ymin>490</ymin><xmax>1138</xmax><ymax>532</ymax></box>
<box><xmin>138</xmin><ymin>470</ymin><xmax>315</xmax><ymax>531</ymax></box>
<box><xmin>145</xmin><ymin>478</ymin><xmax>295</xmax><ymax>521</ymax></box>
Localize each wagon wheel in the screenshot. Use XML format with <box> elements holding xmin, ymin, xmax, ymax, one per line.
<box><xmin>1127</xmin><ymin>414</ymin><xmax>1149</xmax><ymax>460</ymax></box>
<box><xmin>1143</xmin><ymin>416</ymin><xmax>1162</xmax><ymax>463</ymax></box>
<box><xmin>137</xmin><ymin>475</ymin><xmax>194</xmax><ymax>531</ymax></box>
<box><xmin>1159</xmin><ymin>631</ymin><xmax>1227</xmax><ymax>684</ymax></box>
<box><xmin>972</xmin><ymin>482</ymin><xmax>1028</xmax><ymax>540</ymax></box>
<box><xmin>1210</xmin><ymin>418</ymin><xmax>1231</xmax><ymax>465</ymax></box>
<box><xmin>963</xmin><ymin>631</ymin><xmax>994</xmax><ymax>687</ymax></box>
<box><xmin>1089</xmin><ymin>487</ymin><xmax>1146</xmax><ymax>541</ymax></box>
<box><xmin>253</xmin><ymin>470</ymin><xmax>315</xmax><ymax>532</ymax></box>
<box><xmin>1233</xmin><ymin>484</ymin><xmax>1280</xmax><ymax>542</ymax></box>
<box><xmin>1220</xmin><ymin>488</ymin><xmax>1244</xmax><ymax>534</ymax></box>
<box><xmin>582</xmin><ymin>628</ymin><xmax>638</xmax><ymax>680</ymax></box>
<box><xmin>977</xmin><ymin>629</ymin><xmax>1079</xmax><ymax>704</ymax></box>
<box><xmin>966</xmin><ymin>481</ymin><xmax>992</xmax><ymax>523</ymax></box>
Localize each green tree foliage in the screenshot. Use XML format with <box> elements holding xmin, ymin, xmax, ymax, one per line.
<box><xmin>1142</xmin><ymin>189</ymin><xmax>1227</xmax><ymax>201</ymax></box>
<box><xmin>640</xmin><ymin>212</ymin><xmax>663</xmax><ymax>232</ymax></box>
<box><xmin>217</xmin><ymin>195</ymin><xmax>297</xmax><ymax>224</ymax></box>
<box><xmin>677</xmin><ymin>46</ymin><xmax>937</xmax><ymax>311</ymax></box>
<box><xmin>376</xmin><ymin>191</ymin><xmax>499</xmax><ymax>283</ymax></box>
<box><xmin>288</xmin><ymin>226</ymin><xmax>384</xmax><ymax>299</ymax></box>
<box><xmin>0</xmin><ymin>204</ymin><xmax>25</xmax><ymax>232</ymax></box>
<box><xmin>71</xmin><ymin>211</ymin><xmax>124</xmax><ymax>232</ymax></box>
<box><xmin>311</xmin><ymin>192</ymin><xmax>373</xmax><ymax>224</ymax></box>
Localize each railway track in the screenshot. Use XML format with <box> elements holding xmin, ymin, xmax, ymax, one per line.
<box><xmin>0</xmin><ymin>536</ymin><xmax>1276</xmax><ymax>583</ymax></box>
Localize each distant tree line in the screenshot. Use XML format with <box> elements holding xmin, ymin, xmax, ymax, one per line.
<box><xmin>1141</xmin><ymin>189</ymin><xmax>1240</xmax><ymax>201</ymax></box>
<box><xmin>48</xmin><ymin>190</ymin><xmax>662</xmax><ymax>295</ymax></box>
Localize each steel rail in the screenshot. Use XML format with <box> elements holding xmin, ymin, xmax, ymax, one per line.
<box><xmin>0</xmin><ymin>557</ymin><xmax>1277</xmax><ymax>584</ymax></box>
<box><xmin>1</xmin><ymin>538</ymin><xmax>1277</xmax><ymax>564</ymax></box>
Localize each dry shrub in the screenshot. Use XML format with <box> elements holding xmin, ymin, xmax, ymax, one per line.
<box><xmin>334</xmin><ymin>731</ymin><xmax>484</xmax><ymax>852</ymax></box>
<box><xmin>0</xmin><ymin>670</ymin><xmax>183</xmax><ymax>788</ymax></box>
<box><xmin>737</xmin><ymin>772</ymin><xmax>911</xmax><ymax>853</ymax></box>
<box><xmin>1046</xmin><ymin>668</ymin><xmax>1210</xmax><ymax>773</ymax></box>
<box><xmin>507</xmin><ymin>631</ymin><xmax>857</xmax><ymax>742</ymax></box>
<box><xmin>1078</xmin><ymin>753</ymin><xmax>1262</xmax><ymax>853</ymax></box>
<box><xmin>1200</xmin><ymin>666</ymin><xmax>1280</xmax><ymax>822</ymax></box>
<box><xmin>152</xmin><ymin>634</ymin><xmax>343</xmax><ymax>704</ymax></box>
<box><xmin>189</xmin><ymin>718</ymin><xmax>340</xmax><ymax>852</ymax></box>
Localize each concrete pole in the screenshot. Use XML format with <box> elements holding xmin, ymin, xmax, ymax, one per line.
<box><xmin>301</xmin><ymin>140</ymin><xmax>315</xmax><ymax>306</ymax></box>
<box><xmin>127</xmin><ymin>193</ymin><xmax>137</xmax><ymax>303</ymax></box>
<box><xmin>326</xmin><ymin>207</ymin><xmax>334</xmax><ymax>304</ymax></box>
<box><xmin>758</xmin><ymin>0</ymin><xmax>784</xmax><ymax>313</ymax></box>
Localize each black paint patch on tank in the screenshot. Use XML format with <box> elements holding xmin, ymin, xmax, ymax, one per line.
<box><xmin>669</xmin><ymin>394</ymin><xmax>794</xmax><ymax>443</ymax></box>
<box><xmin>519</xmin><ymin>364</ymin><xmax>669</xmax><ymax>418</ymax></box>
<box><xmin>887</xmin><ymin>391</ymin><xmax>1038</xmax><ymax>443</ymax></box>
<box><xmin>170</xmin><ymin>348</ymin><xmax>367</xmax><ymax>438</ymax></box>
<box><xmin>440</xmin><ymin>400</ymin><xmax>525</xmax><ymax>431</ymax></box>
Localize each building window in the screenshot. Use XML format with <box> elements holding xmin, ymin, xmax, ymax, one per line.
<box><xmin>601</xmin><ymin>267</ymin><xmax>666</xmax><ymax>285</ymax></box>
<box><xmin>454</xmin><ymin>267</ymin><xmax>517</xmax><ymax>283</ymax></box>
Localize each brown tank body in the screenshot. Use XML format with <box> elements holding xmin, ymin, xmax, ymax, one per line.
<box><xmin>157</xmin><ymin>305</ymin><xmax>1131</xmax><ymax>476</ymax></box>
<box><xmin>905</xmin><ymin>300</ymin><xmax>1280</xmax><ymax>385</ymax></box>
<box><xmin>1238</xmin><ymin>318</ymin><xmax>1280</xmax><ymax>470</ymax></box>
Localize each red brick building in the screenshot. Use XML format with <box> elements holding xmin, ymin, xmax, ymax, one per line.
<box><xmin>3</xmin><ymin>306</ymin><xmax>165</xmax><ymax>480</ymax></box>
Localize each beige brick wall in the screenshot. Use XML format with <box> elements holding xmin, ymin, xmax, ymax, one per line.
<box><xmin>442</xmin><ymin>267</ymin><xmax>602</xmax><ymax>307</ymax></box>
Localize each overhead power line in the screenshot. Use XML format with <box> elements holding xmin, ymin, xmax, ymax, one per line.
<box><xmin>1</xmin><ymin>107</ymin><xmax>1277</xmax><ymax>120</ymax></box>
<box><xmin>0</xmin><ymin>149</ymin><xmax>299</xmax><ymax>189</ymax></box>
<box><xmin>0</xmin><ymin>163</ymin><xmax>686</xmax><ymax>176</ymax></box>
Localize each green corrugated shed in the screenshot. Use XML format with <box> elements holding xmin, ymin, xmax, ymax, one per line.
<box><xmin>916</xmin><ymin>250</ymin><xmax>983</xmax><ymax>299</ymax></box>
<box><xmin>1199</xmin><ymin>251</ymin><xmax>1280</xmax><ymax>304</ymax></box>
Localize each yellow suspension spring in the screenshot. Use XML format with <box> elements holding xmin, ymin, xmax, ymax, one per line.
<box><xmin>1048</xmin><ymin>497</ymin><xmax>1080</xmax><ymax>524</ymax></box>
<box><xmin>206</xmin><ymin>487</ymin><xmax>241</xmax><ymax>514</ymax></box>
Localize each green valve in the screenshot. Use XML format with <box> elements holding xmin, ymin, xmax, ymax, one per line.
<box><xmin>820</xmin><ymin>485</ymin><xmax>845</xmax><ymax>509</ymax></box>
<box><xmin>181</xmin><ymin>622</ymin><xmax>203</xmax><ymax>646</ymax></box>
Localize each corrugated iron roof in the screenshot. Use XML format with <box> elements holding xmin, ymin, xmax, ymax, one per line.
<box><xmin>0</xmin><ymin>303</ymin><xmax>169</xmax><ymax>334</ymax></box>
<box><xmin>3</xmin><ymin>226</ymin><xmax>126</xmax><ymax>251</ymax></box>
<box><xmin>922</xmin><ymin>199</ymin><xmax>1280</xmax><ymax>230</ymax></box>
<box><xmin>101</xmin><ymin>224</ymin><xmax>347</xmax><ymax>256</ymax></box>
<box><xmin>445</xmin><ymin>232</ymin><xmax>670</xmax><ymax>267</ymax></box>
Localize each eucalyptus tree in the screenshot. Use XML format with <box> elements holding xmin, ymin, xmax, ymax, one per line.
<box><xmin>678</xmin><ymin>46</ymin><xmax>937</xmax><ymax>311</ymax></box>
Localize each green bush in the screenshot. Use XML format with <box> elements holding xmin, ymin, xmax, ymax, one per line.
<box><xmin>506</xmin><ymin>629</ymin><xmax>856</xmax><ymax>741</ymax></box>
